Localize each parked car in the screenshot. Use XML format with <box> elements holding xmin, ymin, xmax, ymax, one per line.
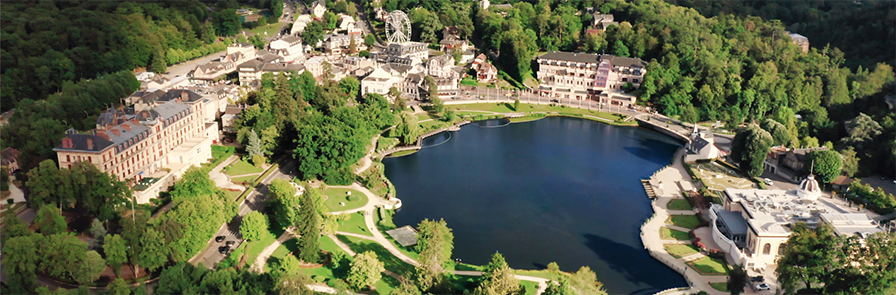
<box><xmin>754</xmin><ymin>283</ymin><xmax>770</xmax><ymax>291</ymax></box>
<box><xmin>763</xmin><ymin>178</ymin><xmax>773</xmax><ymax>186</ymax></box>
<box><xmin>226</xmin><ymin>241</ymin><xmax>235</xmax><ymax>247</ymax></box>
<box><xmin>750</xmin><ymin>276</ymin><xmax>764</xmax><ymax>282</ymax></box>
<box><xmin>215</xmin><ymin>236</ymin><xmax>226</xmax><ymax>243</ymax></box>
<box><xmin>218</xmin><ymin>246</ymin><xmax>230</xmax><ymax>254</ymax></box>
<box><xmin>551</xmin><ymin>99</ymin><xmax>559</xmax><ymax>103</ymax></box>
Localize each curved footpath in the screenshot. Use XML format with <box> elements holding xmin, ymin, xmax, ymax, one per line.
<box><xmin>639</xmin><ymin>148</ymin><xmax>727</xmax><ymax>295</ymax></box>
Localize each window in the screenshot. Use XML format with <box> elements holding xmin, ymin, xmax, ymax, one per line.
<box><xmin>762</xmin><ymin>243</ymin><xmax>771</xmax><ymax>255</ymax></box>
<box><xmin>778</xmin><ymin>243</ymin><xmax>786</xmax><ymax>255</ymax></box>
<box><xmin>66</xmin><ymin>155</ymin><xmax>71</xmax><ymax>162</ymax></box>
<box><xmin>88</xmin><ymin>156</ymin><xmax>92</xmax><ymax>162</ymax></box>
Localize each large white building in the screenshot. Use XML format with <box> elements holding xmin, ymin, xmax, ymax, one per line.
<box><xmin>536</xmin><ymin>51</ymin><xmax>647</xmax><ymax>106</ymax></box>
<box><xmin>711</xmin><ymin>175</ymin><xmax>882</xmax><ymax>271</ymax></box>
<box><xmin>361</xmin><ymin>67</ymin><xmax>403</xmax><ymax>101</ymax></box>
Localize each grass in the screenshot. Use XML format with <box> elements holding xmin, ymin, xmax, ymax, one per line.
<box><xmin>449</xmin><ymin>103</ymin><xmax>636</xmax><ymax>125</ymax></box>
<box><xmin>232</xmin><ymin>175</ymin><xmax>260</xmax><ymax>184</ymax></box>
<box><xmin>507</xmin><ymin>114</ymin><xmax>547</xmax><ymax>123</ymax></box>
<box><xmin>246</xmin><ymin>230</ymin><xmax>278</xmax><ymax>266</ymax></box>
<box><xmin>416</xmin><ymin>112</ymin><xmax>438</xmax><ymax>121</ymax></box>
<box><xmin>461</xmin><ymin>77</ymin><xmax>479</xmax><ymax>86</ymax></box>
<box><xmin>663</xmin><ymin>243</ymin><xmax>701</xmax><ymax>258</ymax></box>
<box><xmin>666</xmin><ymin>199</ymin><xmax>694</xmax><ymax>210</ymax></box>
<box><xmin>687</xmin><ymin>257</ymin><xmax>730</xmax><ymax>276</ymax></box>
<box><xmin>660</xmin><ymin>227</ymin><xmax>691</xmax><ymax>240</ymax></box>
<box><xmin>225</xmin><ymin>159</ymin><xmax>263</xmax><ymax>176</ymax></box>
<box><xmin>323</xmin><ymin>187</ymin><xmax>368</xmax><ymax>212</ymax></box>
<box><xmin>376</xmin><ymin>137</ymin><xmax>399</xmax><ymax>153</ymax></box>
<box><xmin>521</xmin><ymin>280</ymin><xmax>540</xmax><ymax>295</ymax></box>
<box><xmin>247</xmin><ymin>23</ymin><xmax>282</xmax><ymax>36</ymax></box>
<box><xmin>388</xmin><ymin>150</ymin><xmax>418</xmax><ymax>157</ymax></box>
<box><xmin>336</xmin><ymin>235</ymin><xmax>416</xmax><ymax>275</ymax></box>
<box><xmin>710</xmin><ymin>282</ymin><xmax>729</xmax><ymax>292</ymax></box>
<box><xmin>373</xmin><ymin>209</ymin><xmax>419</xmax><ymax>261</ymax></box>
<box><xmin>337</xmin><ymin>212</ymin><xmax>372</xmax><ymax>236</ymax></box>
<box><xmin>222</xmin><ymin>189</ymin><xmax>242</xmax><ymax>201</ymax></box>
<box><xmin>666</xmin><ymin>214</ymin><xmax>701</xmax><ymax>229</ymax></box>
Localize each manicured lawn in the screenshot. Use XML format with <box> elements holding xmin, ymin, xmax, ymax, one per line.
<box><xmin>323</xmin><ymin>187</ymin><xmax>368</xmax><ymax>212</ymax></box>
<box><xmin>513</xmin><ymin>269</ymin><xmax>565</xmax><ymax>281</ymax></box>
<box><xmin>388</xmin><ymin>150</ymin><xmax>418</xmax><ymax>157</ymax></box>
<box><xmin>336</xmin><ymin>235</ymin><xmax>416</xmax><ymax>275</ymax></box>
<box><xmin>222</xmin><ymin>189</ymin><xmax>242</xmax><ymax>201</ymax></box>
<box><xmin>247</xmin><ymin>23</ymin><xmax>283</xmax><ymax>36</ymax></box>
<box><xmin>376</xmin><ymin>137</ymin><xmax>399</xmax><ymax>152</ymax></box>
<box><xmin>225</xmin><ymin>159</ymin><xmax>263</xmax><ymax>176</ymax></box>
<box><xmin>660</xmin><ymin>227</ymin><xmax>691</xmax><ymax>240</ymax></box>
<box><xmin>416</xmin><ymin>112</ymin><xmax>438</xmax><ymax>121</ymax></box>
<box><xmin>521</xmin><ymin>280</ymin><xmax>540</xmax><ymax>295</ymax></box>
<box><xmin>419</xmin><ymin>119</ymin><xmax>449</xmax><ymax>131</ymax></box>
<box><xmin>666</xmin><ymin>199</ymin><xmax>694</xmax><ymax>210</ymax></box>
<box><xmin>245</xmin><ymin>230</ymin><xmax>278</xmax><ymax>267</ymax></box>
<box><xmin>507</xmin><ymin>115</ymin><xmax>547</xmax><ymax>123</ymax></box>
<box><xmin>232</xmin><ymin>175</ymin><xmax>260</xmax><ymax>185</ymax></box>
<box><xmin>337</xmin><ymin>212</ymin><xmax>372</xmax><ymax>236</ymax></box>
<box><xmin>710</xmin><ymin>282</ymin><xmax>729</xmax><ymax>292</ymax></box>
<box><xmin>663</xmin><ymin>243</ymin><xmax>700</xmax><ymax>258</ymax></box>
<box><xmin>687</xmin><ymin>257</ymin><xmax>729</xmax><ymax>276</ymax></box>
<box><xmin>666</xmin><ymin>214</ymin><xmax>701</xmax><ymax>229</ymax></box>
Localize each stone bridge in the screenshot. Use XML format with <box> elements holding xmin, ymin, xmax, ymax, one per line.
<box><xmin>634</xmin><ymin>115</ymin><xmax>692</xmax><ymax>142</ymax></box>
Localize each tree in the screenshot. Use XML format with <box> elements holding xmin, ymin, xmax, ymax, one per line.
<box><xmin>241</xmin><ymin>211</ymin><xmax>269</xmax><ymax>242</ymax></box>
<box><xmin>1</xmin><ymin>211</ymin><xmax>32</xmax><ymax>241</ymax></box>
<box><xmin>730</xmin><ymin>124</ymin><xmax>773</xmax><ymax>178</ymax></box>
<box><xmin>840</xmin><ymin>147</ymin><xmax>859</xmax><ymax>177</ymax></box>
<box><xmin>303</xmin><ymin>21</ymin><xmax>325</xmax><ymax>48</ymax></box>
<box><xmin>365</xmin><ymin>34</ymin><xmax>376</xmax><ymax>47</ymax></box>
<box><xmin>138</xmin><ymin>228</ymin><xmax>169</xmax><ymax>272</ymax></box>
<box><xmin>546</xmin><ymin>262</ymin><xmax>559</xmax><ymax>272</ymax></box>
<box><xmin>26</xmin><ymin>159</ymin><xmax>68</xmax><ymax>209</ymax></box>
<box><xmin>804</xmin><ymin>149</ymin><xmax>842</xmax><ymax>183</ymax></box>
<box><xmin>543</xmin><ymin>278</ymin><xmax>576</xmax><ymax>295</ymax></box>
<box><xmin>612</xmin><ymin>40</ymin><xmax>630</xmax><ymax>57</ymax></box>
<box><xmin>514</xmin><ymin>99</ymin><xmax>520</xmax><ymax>111</ymax></box>
<box><xmin>347</xmin><ymin>251</ymin><xmax>385</xmax><ymax>289</ymax></box>
<box><xmin>72</xmin><ymin>250</ymin><xmax>106</xmax><ymax>285</ymax></box>
<box><xmin>3</xmin><ymin>236</ymin><xmax>38</xmax><ymax>293</ymax></box>
<box><xmin>395</xmin><ymin>111</ymin><xmax>421</xmax><ymax>145</ymax></box>
<box><xmin>474</xmin><ymin>252</ymin><xmax>520</xmax><ymax>295</ymax></box>
<box><xmin>776</xmin><ymin>223</ymin><xmax>839</xmax><ymax>294</ymax></box>
<box><xmin>443</xmin><ymin>109</ymin><xmax>455</xmax><ymax>122</ymax></box>
<box><xmin>568</xmin><ymin>266</ymin><xmax>607</xmax><ymax>295</ymax></box>
<box><xmin>391</xmin><ymin>275</ymin><xmax>421</xmax><ymax>295</ymax></box>
<box><xmin>104</xmin><ymin>234</ymin><xmax>129</xmax><ymax>276</ymax></box>
<box><xmin>106</xmin><ymin>278</ymin><xmax>131</xmax><ymax>295</ymax></box>
<box><xmin>348</xmin><ymin>36</ymin><xmax>358</xmax><ymax>54</ymax></box>
<box><xmin>297</xmin><ymin>189</ymin><xmax>323</xmax><ymax>263</ymax></box>
<box><xmin>424</xmin><ymin>76</ymin><xmax>443</xmax><ymax>113</ymax></box>
<box><xmin>150</xmin><ymin>51</ymin><xmax>167</xmax><ymax>74</ymax></box>
<box><xmin>275</xmin><ymin>269</ymin><xmax>315</xmax><ymax>295</ymax></box>
<box><xmin>727</xmin><ymin>265</ymin><xmax>747</xmax><ymax>294</ymax></box>
<box><xmin>339</xmin><ymin>76</ymin><xmax>361</xmax><ymax>99</ymax></box>
<box><xmin>34</xmin><ymin>205</ymin><xmax>67</xmax><ymax>235</ymax></box>
<box><xmin>388</xmin><ymin>87</ymin><xmax>403</xmax><ymax>102</ymax></box>
<box><xmin>414</xmin><ymin>219</ymin><xmax>454</xmax><ymax>291</ymax></box>
<box><xmin>170</xmin><ymin>166</ymin><xmax>218</xmax><ymax>202</ymax></box>
<box><xmin>248</xmin><ymin>129</ymin><xmax>264</xmax><ymax>158</ymax></box>
<box><xmin>37</xmin><ymin>233</ymin><xmax>87</xmax><ymax>279</ymax></box>
<box><xmin>760</xmin><ymin>119</ymin><xmax>791</xmax><ymax>147</ymax></box>
<box><xmin>841</xmin><ymin>113</ymin><xmax>882</xmax><ymax>150</ymax></box>
<box><xmin>269</xmin><ymin>179</ymin><xmax>301</xmax><ymax>229</ymax></box>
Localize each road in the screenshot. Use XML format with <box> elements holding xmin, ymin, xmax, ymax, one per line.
<box><xmin>191</xmin><ymin>160</ymin><xmax>297</xmax><ymax>269</ymax></box>
<box><xmin>156</xmin><ymin>51</ymin><xmax>225</xmax><ymax>82</ymax></box>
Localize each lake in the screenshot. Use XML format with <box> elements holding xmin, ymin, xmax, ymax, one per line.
<box><xmin>383</xmin><ymin>116</ymin><xmax>687</xmax><ymax>294</ymax></box>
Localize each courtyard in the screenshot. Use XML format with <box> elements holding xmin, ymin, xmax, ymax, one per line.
<box><xmin>689</xmin><ymin>161</ymin><xmax>756</xmax><ymax>191</ymax></box>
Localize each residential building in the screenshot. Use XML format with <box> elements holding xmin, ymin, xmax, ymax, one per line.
<box><xmin>337</xmin><ymin>15</ymin><xmax>356</xmax><ymax>33</ymax></box>
<box><xmin>311</xmin><ymin>0</ymin><xmax>327</xmax><ymax>18</ymax></box>
<box><xmin>471</xmin><ymin>54</ymin><xmax>497</xmax><ymax>83</ymax></box>
<box><xmin>238</xmin><ymin>60</ymin><xmax>305</xmax><ymax>87</ymax></box>
<box><xmin>788</xmin><ymin>32</ymin><xmax>810</xmax><ymax>53</ymax></box>
<box><xmin>426</xmin><ymin>55</ymin><xmax>462</xmax><ymax>98</ymax></box>
<box><xmin>591</xmin><ymin>13</ymin><xmax>618</xmax><ymax>31</ymax></box>
<box><xmin>684</xmin><ymin>126</ymin><xmax>720</xmax><ymax>162</ymax></box>
<box><xmin>439</xmin><ymin>26</ymin><xmax>470</xmax><ymax>53</ymax></box>
<box><xmin>361</xmin><ymin>67</ymin><xmax>402</xmax><ymax>101</ymax></box>
<box><xmin>712</xmin><ymin>175</ymin><xmax>883</xmax><ymax>271</ymax></box>
<box><xmin>830</xmin><ymin>175</ymin><xmax>855</xmax><ymax>190</ymax></box>
<box><xmin>536</xmin><ymin>51</ymin><xmax>647</xmax><ymax>106</ymax></box>
<box><xmin>373</xmin><ymin>7</ymin><xmax>390</xmax><ymax>21</ymax></box>
<box><xmin>135</xmin><ymin>72</ymin><xmax>155</xmax><ymax>82</ymax></box>
<box><xmin>381</xmin><ymin>42</ymin><xmax>429</xmax><ymax>65</ymax></box>
<box><xmin>1</xmin><ymin>147</ymin><xmax>19</xmax><ymax>174</ymax></box>
<box><xmin>291</xmin><ymin>14</ymin><xmax>313</xmax><ymax>35</ymax></box>
<box><xmin>323</xmin><ymin>33</ymin><xmax>365</xmax><ymax>55</ymax></box>
<box><xmin>268</xmin><ymin>35</ymin><xmax>306</xmax><ymax>62</ymax></box>
<box><xmin>402</xmin><ymin>73</ymin><xmax>425</xmax><ymax>101</ymax></box>
<box><xmin>765</xmin><ymin>146</ymin><xmax>828</xmax><ymax>182</ymax></box>
<box><xmin>54</xmin><ymin>90</ymin><xmax>215</xmax><ymax>203</ymax></box>
<box><xmin>304</xmin><ymin>56</ymin><xmax>328</xmax><ymax>78</ymax></box>
<box><xmin>190</xmin><ymin>43</ymin><xmax>258</xmax><ymax>81</ymax></box>
<box><xmin>221</xmin><ymin>105</ymin><xmax>245</xmax><ymax>134</ymax></box>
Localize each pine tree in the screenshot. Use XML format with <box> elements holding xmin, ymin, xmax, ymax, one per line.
<box><xmin>297</xmin><ymin>190</ymin><xmax>322</xmax><ymax>263</ymax></box>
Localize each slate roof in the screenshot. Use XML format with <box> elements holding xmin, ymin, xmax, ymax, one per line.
<box><xmin>1</xmin><ymin>148</ymin><xmax>19</xmax><ymax>165</ymax></box>
<box><xmin>385</xmin><ymin>226</ymin><xmax>418</xmax><ymax>247</ymax></box>
<box><xmin>157</xmin><ymin>89</ymin><xmax>203</xmax><ymax>103</ymax></box>
<box><xmin>539</xmin><ymin>51</ymin><xmax>647</xmax><ymax>69</ymax></box>
<box><xmin>56</xmin><ymin>134</ymin><xmax>114</xmax><ymax>153</ymax></box>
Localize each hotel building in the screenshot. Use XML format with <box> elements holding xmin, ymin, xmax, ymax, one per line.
<box><xmin>536</xmin><ymin>51</ymin><xmax>647</xmax><ymax>107</ymax></box>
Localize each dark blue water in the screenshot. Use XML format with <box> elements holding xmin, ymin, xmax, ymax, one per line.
<box><xmin>383</xmin><ymin>117</ymin><xmax>687</xmax><ymax>294</ymax></box>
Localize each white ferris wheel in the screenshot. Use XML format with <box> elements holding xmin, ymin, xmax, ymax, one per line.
<box><xmin>386</xmin><ymin>10</ymin><xmax>412</xmax><ymax>44</ymax></box>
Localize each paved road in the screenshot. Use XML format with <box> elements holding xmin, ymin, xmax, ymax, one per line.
<box><xmin>191</xmin><ymin>160</ymin><xmax>297</xmax><ymax>269</ymax></box>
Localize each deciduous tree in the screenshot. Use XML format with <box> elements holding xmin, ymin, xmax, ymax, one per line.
<box><xmin>34</xmin><ymin>205</ymin><xmax>67</xmax><ymax>235</ymax></box>
<box><xmin>72</xmin><ymin>250</ymin><xmax>106</xmax><ymax>285</ymax></box>
<box><xmin>104</xmin><ymin>234</ymin><xmax>129</xmax><ymax>276</ymax></box>
<box><xmin>730</xmin><ymin>124</ymin><xmax>773</xmax><ymax>178</ymax></box>
<box><xmin>804</xmin><ymin>149</ymin><xmax>842</xmax><ymax>183</ymax></box>
<box><xmin>241</xmin><ymin>211</ymin><xmax>269</xmax><ymax>242</ymax></box>
<box><xmin>347</xmin><ymin>251</ymin><xmax>385</xmax><ymax>289</ymax></box>
<box><xmin>3</xmin><ymin>236</ymin><xmax>39</xmax><ymax>293</ymax></box>
<box><xmin>414</xmin><ymin>219</ymin><xmax>454</xmax><ymax>291</ymax></box>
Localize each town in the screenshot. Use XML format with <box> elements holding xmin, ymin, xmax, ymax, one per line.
<box><xmin>1</xmin><ymin>0</ymin><xmax>894</xmax><ymax>294</ymax></box>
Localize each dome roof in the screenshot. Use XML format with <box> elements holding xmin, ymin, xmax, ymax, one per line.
<box><xmin>797</xmin><ymin>174</ymin><xmax>821</xmax><ymax>200</ymax></box>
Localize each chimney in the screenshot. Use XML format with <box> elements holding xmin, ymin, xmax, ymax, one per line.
<box><xmin>62</xmin><ymin>138</ymin><xmax>73</xmax><ymax>149</ymax></box>
<box><xmin>111</xmin><ymin>128</ymin><xmax>121</xmax><ymax>136</ymax></box>
<box><xmin>121</xmin><ymin>123</ymin><xmax>131</xmax><ymax>131</ymax></box>
<box><xmin>96</xmin><ymin>131</ymin><xmax>110</xmax><ymax>141</ymax></box>
<box><xmin>87</xmin><ymin>138</ymin><xmax>94</xmax><ymax>150</ymax></box>
<box><xmin>181</xmin><ymin>92</ymin><xmax>189</xmax><ymax>101</ymax></box>
<box><xmin>105</xmin><ymin>123</ymin><xmax>114</xmax><ymax>130</ymax></box>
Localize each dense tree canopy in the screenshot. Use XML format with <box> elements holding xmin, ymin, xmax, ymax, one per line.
<box><xmin>730</xmin><ymin>124</ymin><xmax>773</xmax><ymax>178</ymax></box>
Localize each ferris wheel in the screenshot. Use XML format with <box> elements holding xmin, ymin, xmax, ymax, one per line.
<box><xmin>386</xmin><ymin>10</ymin><xmax>412</xmax><ymax>44</ymax></box>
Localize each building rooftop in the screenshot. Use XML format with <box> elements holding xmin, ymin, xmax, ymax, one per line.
<box><xmin>386</xmin><ymin>226</ymin><xmax>418</xmax><ymax>247</ymax></box>
<box><xmin>819</xmin><ymin>213</ymin><xmax>883</xmax><ymax>238</ymax></box>
<box><xmin>725</xmin><ymin>187</ymin><xmax>857</xmax><ymax>237</ymax></box>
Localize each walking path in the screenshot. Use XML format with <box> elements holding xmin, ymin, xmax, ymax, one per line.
<box><xmin>640</xmin><ymin>148</ymin><xmax>728</xmax><ymax>295</ymax></box>
<box><xmin>209</xmin><ymin>154</ymin><xmax>244</xmax><ymax>190</ymax></box>
<box><xmin>354</xmin><ymin>134</ymin><xmax>379</xmax><ymax>175</ymax></box>
<box><xmin>250</xmin><ymin>229</ymin><xmax>296</xmax><ymax>272</ymax></box>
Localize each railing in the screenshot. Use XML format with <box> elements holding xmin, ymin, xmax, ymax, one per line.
<box><xmin>708</xmin><ymin>204</ymin><xmax>746</xmax><ymax>264</ymax></box>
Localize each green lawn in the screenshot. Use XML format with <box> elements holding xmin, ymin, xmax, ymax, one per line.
<box><xmin>336</xmin><ymin>235</ymin><xmax>416</xmax><ymax>275</ymax></box>
<box><xmin>513</xmin><ymin>269</ymin><xmax>565</xmax><ymax>281</ymax></box>
<box><xmin>225</xmin><ymin>159</ymin><xmax>263</xmax><ymax>176</ymax></box>
<box><xmin>710</xmin><ymin>282</ymin><xmax>729</xmax><ymax>292</ymax></box>
<box><xmin>388</xmin><ymin>150</ymin><xmax>418</xmax><ymax>157</ymax></box>
<box><xmin>222</xmin><ymin>189</ymin><xmax>242</xmax><ymax>201</ymax></box>
<box><xmin>246</xmin><ymin>230</ymin><xmax>278</xmax><ymax>266</ymax></box>
<box><xmin>666</xmin><ymin>199</ymin><xmax>694</xmax><ymax>210</ymax></box>
<box><xmin>337</xmin><ymin>212</ymin><xmax>372</xmax><ymax>236</ymax></box>
<box><xmin>663</xmin><ymin>243</ymin><xmax>700</xmax><ymax>258</ymax></box>
<box><xmin>376</xmin><ymin>137</ymin><xmax>399</xmax><ymax>152</ymax></box>
<box><xmin>323</xmin><ymin>187</ymin><xmax>368</xmax><ymax>212</ymax></box>
<box><xmin>687</xmin><ymin>257</ymin><xmax>729</xmax><ymax>276</ymax></box>
<box><xmin>232</xmin><ymin>175</ymin><xmax>260</xmax><ymax>185</ymax></box>
<box><xmin>247</xmin><ymin>23</ymin><xmax>282</xmax><ymax>36</ymax></box>
<box><xmin>660</xmin><ymin>227</ymin><xmax>691</xmax><ymax>240</ymax></box>
<box><xmin>521</xmin><ymin>280</ymin><xmax>540</xmax><ymax>295</ymax></box>
<box><xmin>449</xmin><ymin>103</ymin><xmax>634</xmax><ymax>125</ymax></box>
<box><xmin>666</xmin><ymin>215</ymin><xmax>701</xmax><ymax>229</ymax></box>
<box><xmin>416</xmin><ymin>112</ymin><xmax>438</xmax><ymax>121</ymax></box>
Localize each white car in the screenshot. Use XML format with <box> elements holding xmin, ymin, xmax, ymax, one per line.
<box><xmin>763</xmin><ymin>178</ymin><xmax>773</xmax><ymax>186</ymax></box>
<box><xmin>754</xmin><ymin>283</ymin><xmax>770</xmax><ymax>291</ymax></box>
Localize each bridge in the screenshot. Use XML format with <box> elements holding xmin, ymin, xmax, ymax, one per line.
<box><xmin>633</xmin><ymin>114</ymin><xmax>696</xmax><ymax>143</ymax></box>
<box><xmin>379</xmin><ymin>120</ymin><xmax>471</xmax><ymax>156</ymax></box>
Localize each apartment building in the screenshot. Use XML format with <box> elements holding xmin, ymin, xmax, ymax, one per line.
<box><xmin>536</xmin><ymin>51</ymin><xmax>647</xmax><ymax>107</ymax></box>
